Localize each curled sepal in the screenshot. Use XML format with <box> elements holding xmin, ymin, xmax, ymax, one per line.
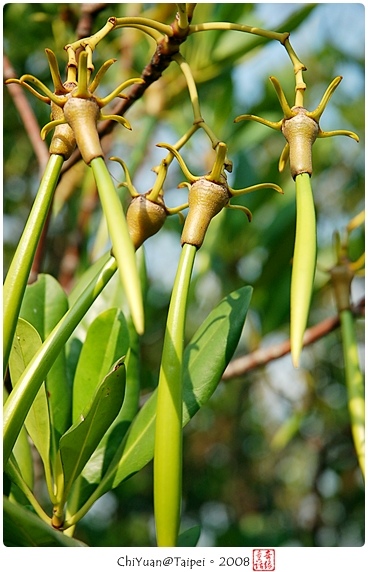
<box><xmin>95</xmin><ymin>77</ymin><xmax>145</xmax><ymax>107</ymax></box>
<box><xmin>308</xmin><ymin>76</ymin><xmax>343</xmax><ymax>122</ymax></box>
<box><xmin>157</xmin><ymin>142</ymin><xmax>199</xmax><ymax>182</ymax></box>
<box><xmin>100</xmin><ymin>114</ymin><xmax>132</xmax><ymax>130</ymax></box>
<box><xmin>110</xmin><ymin>156</ymin><xmax>139</xmax><ymax>197</ymax></box>
<box><xmin>234</xmin><ymin>112</ymin><xmax>282</xmax><ymax>132</ymax></box>
<box><xmin>278</xmin><ymin>143</ymin><xmax>290</xmax><ymax>173</ymax></box>
<box><xmin>318</xmin><ymin>128</ymin><xmax>359</xmax><ymax>142</ymax></box>
<box><xmin>5</xmin><ymin>77</ymin><xmax>51</xmax><ymax>104</ymax></box>
<box><xmin>234</xmin><ymin>75</ymin><xmax>359</xmax><ymax>179</ymax></box>
<box><xmin>226</xmin><ymin>203</ymin><xmax>253</xmax><ymax>222</ymax></box>
<box><xmin>229</xmin><ymin>181</ymin><xmax>283</xmax><ymax>197</ymax></box>
<box><xmin>41</xmin><ymin>118</ymin><xmax>67</xmax><ymax>141</ymax></box>
<box><xmin>45</xmin><ymin>48</ymin><xmax>69</xmax><ymax>95</ymax></box>
<box><xmin>88</xmin><ymin>58</ymin><xmax>117</xmax><ymax>93</ymax></box>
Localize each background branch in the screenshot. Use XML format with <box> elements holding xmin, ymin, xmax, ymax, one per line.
<box><xmin>222</xmin><ymin>298</ymin><xmax>365</xmax><ymax>379</ymax></box>
<box><xmin>3</xmin><ymin>54</ymin><xmax>49</xmax><ymax>172</ymax></box>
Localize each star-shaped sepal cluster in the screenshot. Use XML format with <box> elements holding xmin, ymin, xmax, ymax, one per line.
<box><xmin>6</xmin><ymin>48</ymin><xmax>144</xmax><ymax>164</ymax></box>
<box><xmin>235</xmin><ymin>76</ymin><xmax>359</xmax><ymax>179</ymax></box>
<box><xmin>110</xmin><ymin>156</ymin><xmax>188</xmax><ymax>250</ymax></box>
<box><xmin>158</xmin><ymin>141</ymin><xmax>283</xmax><ymax>248</ymax></box>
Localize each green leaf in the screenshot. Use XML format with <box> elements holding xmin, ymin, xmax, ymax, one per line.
<box><xmin>3</xmin><ymin>385</ymin><xmax>34</xmax><ymax>492</ymax></box>
<box><xmin>68</xmin><ymin>252</ymin><xmax>112</xmax><ymax>307</ymax></box>
<box><xmin>20</xmin><ymin>274</ymin><xmax>68</xmax><ymax>337</ymax></box>
<box><xmin>3</xmin><ymin>256</ymin><xmax>118</xmax><ymax>466</ymax></box>
<box><xmin>11</xmin><ymin>426</ymin><xmax>34</xmax><ymax>492</ymax></box>
<box><xmin>178</xmin><ymin>525</ymin><xmax>201</xmax><ymax>547</ymax></box>
<box><xmin>81</xmin><ymin>286</ymin><xmax>252</xmax><ymax>499</ymax></box>
<box><xmin>9</xmin><ymin>319</ymin><xmax>51</xmax><ymax>474</ymax></box>
<box><xmin>3</xmin><ymin>497</ymin><xmax>86</xmax><ymax>547</ymax></box>
<box><xmin>73</xmin><ymin>308</ymin><xmax>130</xmax><ymax>422</ymax></box>
<box><xmin>59</xmin><ymin>357</ymin><xmax>126</xmax><ymax>500</ymax></box>
<box><xmin>68</xmin><ymin>320</ymin><xmax>140</xmax><ymax>510</ymax></box>
<box><xmin>20</xmin><ymin>273</ymin><xmax>71</xmax><ymax>442</ymax></box>
<box><xmin>182</xmin><ymin>285</ymin><xmax>253</xmax><ymax>418</ymax></box>
<box><xmin>5</xmin><ymin>455</ymin><xmax>50</xmax><ymax>522</ymax></box>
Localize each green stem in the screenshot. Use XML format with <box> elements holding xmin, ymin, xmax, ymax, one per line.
<box><xmin>90</xmin><ymin>157</ymin><xmax>144</xmax><ymax>335</ymax></box>
<box><xmin>154</xmin><ymin>243</ymin><xmax>196</xmax><ymax>547</ymax></box>
<box><xmin>173</xmin><ymin>53</ymin><xmax>202</xmax><ymax>124</ymax></box>
<box><xmin>6</xmin><ymin>455</ymin><xmax>51</xmax><ymax>525</ymax></box>
<box><xmin>340</xmin><ymin>309</ymin><xmax>365</xmax><ymax>477</ymax></box>
<box><xmin>3</xmin><ymin>256</ymin><xmax>118</xmax><ymax>465</ymax></box>
<box><xmin>3</xmin><ymin>154</ymin><xmax>64</xmax><ymax>375</ymax></box>
<box><xmin>290</xmin><ymin>173</ymin><xmax>316</xmax><ymax>367</ymax></box>
<box><xmin>176</xmin><ymin>3</ymin><xmax>189</xmax><ymax>30</ymax></box>
<box><xmin>189</xmin><ymin>22</ymin><xmax>289</xmax><ymax>44</ymax></box>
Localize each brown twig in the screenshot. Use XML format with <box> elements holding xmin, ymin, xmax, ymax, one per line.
<box><xmin>3</xmin><ymin>53</ymin><xmax>50</xmax><ymax>171</ymax></box>
<box><xmin>222</xmin><ymin>298</ymin><xmax>365</xmax><ymax>379</ymax></box>
<box><xmin>76</xmin><ymin>3</ymin><xmax>107</xmax><ymax>39</ymax></box>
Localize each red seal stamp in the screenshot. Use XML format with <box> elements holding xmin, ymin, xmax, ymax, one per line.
<box><xmin>252</xmin><ymin>549</ymin><xmax>275</xmax><ymax>571</ymax></box>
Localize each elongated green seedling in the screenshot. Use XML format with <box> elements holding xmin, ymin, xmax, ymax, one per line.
<box><xmin>154</xmin><ymin>243</ymin><xmax>196</xmax><ymax>547</ymax></box>
<box><xmin>90</xmin><ymin>157</ymin><xmax>144</xmax><ymax>335</ymax></box>
<box><xmin>3</xmin><ymin>153</ymin><xmax>64</xmax><ymax>374</ymax></box>
<box><xmin>340</xmin><ymin>309</ymin><xmax>365</xmax><ymax>477</ymax></box>
<box><xmin>290</xmin><ymin>173</ymin><xmax>316</xmax><ymax>367</ymax></box>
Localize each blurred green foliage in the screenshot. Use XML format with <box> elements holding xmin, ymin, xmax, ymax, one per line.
<box><xmin>3</xmin><ymin>3</ymin><xmax>364</xmax><ymax>547</ymax></box>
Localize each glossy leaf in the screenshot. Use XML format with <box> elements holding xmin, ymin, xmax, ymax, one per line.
<box><xmin>178</xmin><ymin>525</ymin><xmax>201</xmax><ymax>547</ymax></box>
<box><xmin>67</xmin><ymin>252</ymin><xmax>112</xmax><ymax>307</ymax></box>
<box><xmin>20</xmin><ymin>273</ymin><xmax>71</xmax><ymax>442</ymax></box>
<box><xmin>3</xmin><ymin>386</ymin><xmax>34</xmax><ymax>492</ymax></box>
<box><xmin>20</xmin><ymin>273</ymin><xmax>68</xmax><ymax>336</ymax></box>
<box><xmin>79</xmin><ymin>286</ymin><xmax>253</xmax><ymax>503</ymax></box>
<box><xmin>3</xmin><ymin>497</ymin><xmax>86</xmax><ymax>547</ymax></box>
<box><xmin>11</xmin><ymin>425</ymin><xmax>34</xmax><ymax>492</ymax></box>
<box><xmin>9</xmin><ymin>319</ymin><xmax>51</xmax><ymax>473</ymax></box>
<box><xmin>72</xmin><ymin>308</ymin><xmax>129</xmax><ymax>422</ymax></box>
<box><xmin>5</xmin><ymin>455</ymin><xmax>50</xmax><ymax>523</ymax></box>
<box><xmin>59</xmin><ymin>356</ymin><xmax>126</xmax><ymax>500</ymax></box>
<box><xmin>3</xmin><ymin>256</ymin><xmax>118</xmax><ymax>465</ymax></box>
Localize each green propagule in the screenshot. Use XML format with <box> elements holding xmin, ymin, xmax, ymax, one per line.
<box><xmin>327</xmin><ymin>213</ymin><xmax>365</xmax><ymax>478</ymax></box>
<box><xmin>236</xmin><ymin>74</ymin><xmax>359</xmax><ymax>367</ymax></box>
<box><xmin>4</xmin><ymin>4</ymin><xmax>363</xmax><ymax>548</ymax></box>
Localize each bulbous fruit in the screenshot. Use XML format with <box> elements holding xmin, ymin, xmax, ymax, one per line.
<box><xmin>63</xmin><ymin>97</ymin><xmax>102</xmax><ymax>165</ymax></box>
<box><xmin>49</xmin><ymin>97</ymin><xmax>76</xmax><ymax>159</ymax></box>
<box><xmin>126</xmin><ymin>193</ymin><xmax>168</xmax><ymax>250</ymax></box>
<box><xmin>282</xmin><ymin>108</ymin><xmax>319</xmax><ymax>179</ymax></box>
<box><xmin>330</xmin><ymin>263</ymin><xmax>354</xmax><ymax>312</ymax></box>
<box><xmin>181</xmin><ymin>178</ymin><xmax>230</xmax><ymax>248</ymax></box>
